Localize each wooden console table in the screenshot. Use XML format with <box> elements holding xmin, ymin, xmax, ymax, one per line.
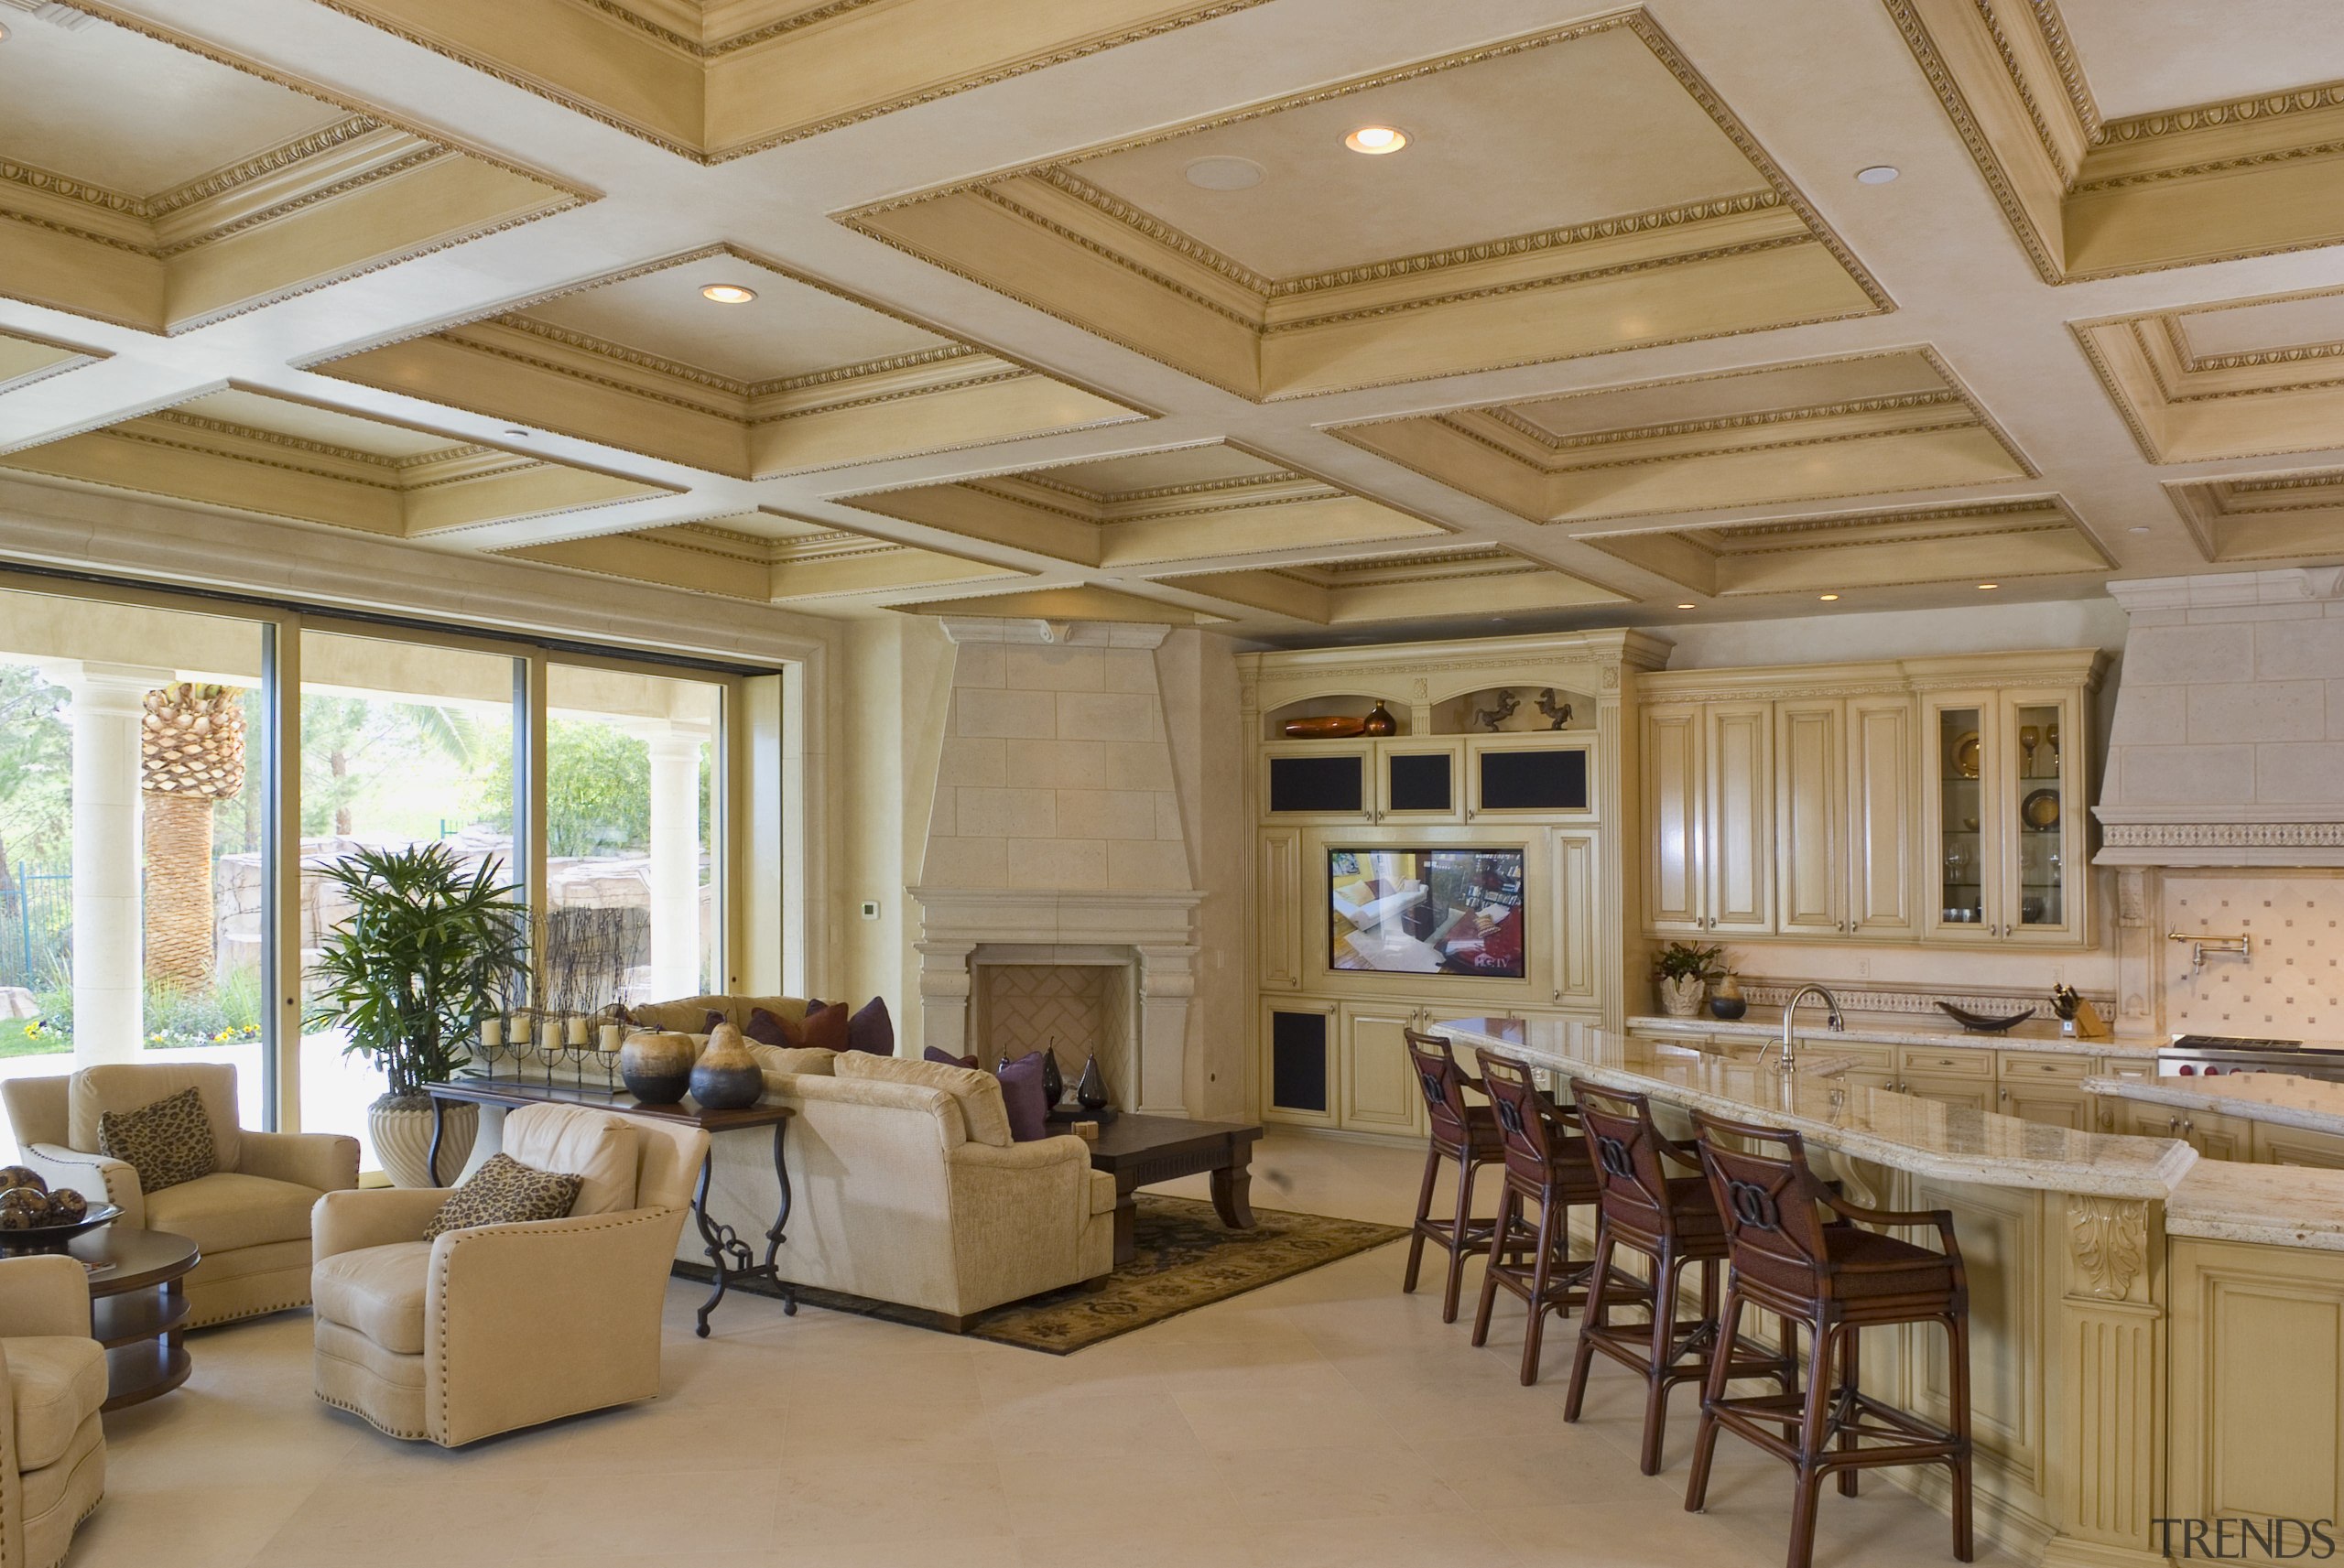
<box><xmin>423</xmin><ymin>1077</ymin><xmax>796</xmax><ymax>1336</ymax></box>
<box><xmin>1082</xmin><ymin>1113</ymin><xmax>1262</xmax><ymax>1266</ymax></box>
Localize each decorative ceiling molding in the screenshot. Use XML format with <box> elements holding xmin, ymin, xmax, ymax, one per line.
<box><xmin>842</xmin><ymin>10</ymin><xmax>1889</xmax><ymax>401</ymax></box>
<box><xmin>2076</xmin><ymin>287</ymin><xmax>2344</xmax><ymax>464</ymax></box>
<box><xmin>1886</xmin><ymin>0</ymin><xmax>2344</xmax><ymax>281</ymax></box>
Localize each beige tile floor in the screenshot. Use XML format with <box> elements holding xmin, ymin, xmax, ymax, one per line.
<box><xmin>73</xmin><ymin>1131</ymin><xmax>2008</xmax><ymax>1568</ymax></box>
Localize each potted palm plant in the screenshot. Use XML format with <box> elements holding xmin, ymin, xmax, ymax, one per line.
<box><xmin>305</xmin><ymin>844</ymin><xmax>529</xmax><ymax>1187</ymax></box>
<box><xmin>1653</xmin><ymin>941</ymin><xmax>1725</xmax><ymax>1018</ymax></box>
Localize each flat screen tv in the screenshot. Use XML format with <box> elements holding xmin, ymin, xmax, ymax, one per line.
<box><xmin>1328</xmin><ymin>847</ymin><xmax>1525</xmax><ymax>979</ymax></box>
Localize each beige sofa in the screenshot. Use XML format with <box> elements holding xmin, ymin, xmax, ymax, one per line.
<box><xmin>619</xmin><ymin>995</ymin><xmax>1115</xmax><ymax>1329</ymax></box>
<box><xmin>311</xmin><ymin>1102</ymin><xmax>707</xmax><ymax>1447</ymax></box>
<box><xmin>0</xmin><ymin>1256</ymin><xmax>105</xmax><ymax>1568</ymax></box>
<box><xmin>2</xmin><ymin>1063</ymin><xmax>360</xmax><ymax>1328</ymax></box>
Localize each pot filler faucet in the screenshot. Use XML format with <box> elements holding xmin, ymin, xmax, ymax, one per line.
<box><xmin>1756</xmin><ymin>983</ymin><xmax>1844</xmax><ymax>1073</ymax></box>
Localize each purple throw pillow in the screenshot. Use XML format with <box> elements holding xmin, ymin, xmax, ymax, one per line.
<box><xmin>848</xmin><ymin>997</ymin><xmax>895</xmax><ymax>1056</ymax></box>
<box><xmin>996</xmin><ymin>1051</ymin><xmax>1050</xmax><ymax>1142</ymax></box>
<box><xmin>923</xmin><ymin>1045</ymin><xmax>977</xmax><ymax>1069</ymax></box>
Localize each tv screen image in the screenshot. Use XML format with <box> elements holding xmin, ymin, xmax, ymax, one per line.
<box><xmin>1328</xmin><ymin>847</ymin><xmax>1526</xmax><ymax>979</ymax></box>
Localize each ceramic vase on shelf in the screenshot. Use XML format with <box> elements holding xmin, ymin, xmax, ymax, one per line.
<box><xmin>1073</xmin><ymin>1052</ymin><xmax>1117</xmax><ymax>1121</ymax></box>
<box><xmin>1708</xmin><ymin>973</ymin><xmax>1748</xmax><ymax>1021</ymax></box>
<box><xmin>620</xmin><ymin>1031</ymin><xmax>698</xmax><ymax>1105</ymax></box>
<box><xmin>1041</xmin><ymin>1047</ymin><xmax>1065</xmax><ymax>1108</ymax></box>
<box><xmin>1362</xmin><ymin>701</ymin><xmax>1397</xmax><ymax>737</ymax></box>
<box><xmin>689</xmin><ymin>1022</ymin><xmax>765</xmax><ymax>1110</ymax></box>
<box><xmin>1657</xmin><ymin>974</ymin><xmax>1706</xmax><ymax>1018</ymax></box>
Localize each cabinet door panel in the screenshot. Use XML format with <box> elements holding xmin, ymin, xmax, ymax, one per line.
<box><xmin>1999</xmin><ymin>1084</ymin><xmax>2089</xmax><ymax>1130</ymax></box>
<box><xmin>1263</xmin><ymin>1001</ymin><xmax>1337</xmax><ymax>1128</ymax></box>
<box><xmin>1643</xmin><ymin>704</ymin><xmax>1705</xmax><ymax>934</ymax></box>
<box><xmin>1774</xmin><ymin>700</ymin><xmax>1843</xmax><ymax>935</ymax></box>
<box><xmin>1340</xmin><ymin>1006</ymin><xmax>1426</xmax><ymax>1134</ymax></box>
<box><xmin>1258</xmin><ymin>829</ymin><xmax>1302</xmax><ymax>989</ymax></box>
<box><xmin>1846</xmin><ymin>697</ymin><xmax>1917</xmax><ymax>937</ymax></box>
<box><xmin>1551</xmin><ymin>833</ymin><xmax>1598</xmax><ymax>1005</ymax></box>
<box><xmin>2254</xmin><ymin>1123</ymin><xmax>2344</xmax><ymax>1168</ymax></box>
<box><xmin>1705</xmin><ymin>702</ymin><xmax>1774</xmax><ymax>934</ymax></box>
<box><xmin>1897</xmin><ymin>1072</ymin><xmax>1993</xmax><ymax>1113</ymax></box>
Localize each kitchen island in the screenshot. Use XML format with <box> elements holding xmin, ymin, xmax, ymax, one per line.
<box><xmin>1432</xmin><ymin>1015</ymin><xmax>2199</xmax><ymax>1568</ymax></box>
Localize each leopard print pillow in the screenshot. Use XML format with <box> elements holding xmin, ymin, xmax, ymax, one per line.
<box><xmin>96</xmin><ymin>1086</ymin><xmax>217</xmax><ymax>1194</ymax></box>
<box><xmin>424</xmin><ymin>1152</ymin><xmax>583</xmax><ymax>1240</ymax></box>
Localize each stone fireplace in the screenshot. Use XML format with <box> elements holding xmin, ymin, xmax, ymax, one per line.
<box><xmin>910</xmin><ymin>617</ymin><xmax>1203</xmax><ymax>1114</ymax></box>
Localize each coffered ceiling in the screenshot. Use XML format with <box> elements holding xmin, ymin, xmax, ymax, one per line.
<box><xmin>0</xmin><ymin>0</ymin><xmax>2341</xmax><ymax>645</ymax></box>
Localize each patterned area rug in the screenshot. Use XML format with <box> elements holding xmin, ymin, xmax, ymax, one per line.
<box><xmin>683</xmin><ymin>1195</ymin><xmax>1405</xmax><ymax>1353</ymax></box>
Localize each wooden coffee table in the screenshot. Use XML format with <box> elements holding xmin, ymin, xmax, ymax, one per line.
<box><xmin>1080</xmin><ymin>1114</ymin><xmax>1263</xmax><ymax>1266</ymax></box>
<box><xmin>66</xmin><ymin>1227</ymin><xmax>200</xmax><ymax>1411</ymax></box>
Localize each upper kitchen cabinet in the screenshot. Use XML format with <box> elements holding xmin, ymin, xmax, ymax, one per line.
<box><xmin>1640</xmin><ymin>650</ymin><xmax>2101</xmax><ymax>949</ymax></box>
<box><xmin>1920</xmin><ymin>672</ymin><xmax>2095</xmax><ymax>946</ymax></box>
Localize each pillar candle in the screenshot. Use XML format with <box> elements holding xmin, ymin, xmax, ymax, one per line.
<box><xmin>566</xmin><ymin>1015</ymin><xmax>590</xmax><ymax>1047</ymax></box>
<box><xmin>598</xmin><ymin>1022</ymin><xmax>623</xmax><ymax>1054</ymax></box>
<box><xmin>480</xmin><ymin>1017</ymin><xmax>503</xmax><ymax>1049</ymax></box>
<box><xmin>512</xmin><ymin>1013</ymin><xmax>534</xmax><ymax>1045</ymax></box>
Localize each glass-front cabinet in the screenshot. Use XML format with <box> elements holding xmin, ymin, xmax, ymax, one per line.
<box><xmin>1923</xmin><ymin>687</ymin><xmax>2086</xmax><ymax>945</ymax></box>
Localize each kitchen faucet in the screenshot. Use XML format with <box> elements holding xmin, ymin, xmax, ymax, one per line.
<box><xmin>1755</xmin><ymin>983</ymin><xmax>1843</xmax><ymax>1072</ymax></box>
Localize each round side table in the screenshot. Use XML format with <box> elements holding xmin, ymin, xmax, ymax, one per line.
<box><xmin>61</xmin><ymin>1227</ymin><xmax>200</xmax><ymax>1411</ymax></box>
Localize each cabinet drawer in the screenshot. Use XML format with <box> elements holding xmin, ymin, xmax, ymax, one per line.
<box><xmin>1998</xmin><ymin>1051</ymin><xmax>2090</xmax><ymax>1082</ymax></box>
<box><xmin>1823</xmin><ymin>1042</ymin><xmax>1894</xmax><ymax>1070</ymax></box>
<box><xmin>1895</xmin><ymin>1047</ymin><xmax>1993</xmax><ymax>1079</ymax></box>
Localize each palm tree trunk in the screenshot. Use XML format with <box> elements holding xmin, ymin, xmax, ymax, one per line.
<box><xmin>144</xmin><ymin>792</ymin><xmax>215</xmax><ymax>991</ymax></box>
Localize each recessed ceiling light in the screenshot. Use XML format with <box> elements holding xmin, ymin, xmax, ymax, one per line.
<box><xmin>1184</xmin><ymin>156</ymin><xmax>1264</xmax><ymax>190</ymax></box>
<box><xmin>1677</xmin><ymin>603</ymin><xmax>1697</xmax><ymax>610</ymax></box>
<box><xmin>1344</xmin><ymin>125</ymin><xmax>1408</xmax><ymax>156</ymax></box>
<box><xmin>700</xmin><ymin>284</ymin><xmax>757</xmax><ymax>305</ymax></box>
<box><xmin>1855</xmin><ymin>165</ymin><xmax>1899</xmax><ymax>185</ymax></box>
<box><xmin>1818</xmin><ymin>593</ymin><xmax>1840</xmax><ymax>601</ymax></box>
<box><xmin>2129</xmin><ymin>524</ymin><xmax>2153</xmax><ymax>535</ymax></box>
<box><xmin>503</xmin><ymin>428</ymin><xmax>531</xmax><ymax>438</ymax></box>
<box><xmin>1979</xmin><ymin>582</ymin><xmax>1999</xmax><ymax>590</ymax></box>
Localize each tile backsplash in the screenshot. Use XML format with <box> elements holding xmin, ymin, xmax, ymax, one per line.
<box><xmin>2165</xmin><ymin>875</ymin><xmax>2344</xmax><ymax>1039</ymax></box>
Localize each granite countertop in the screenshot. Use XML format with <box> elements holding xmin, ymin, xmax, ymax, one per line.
<box><xmin>2082</xmin><ymin>1069</ymin><xmax>2344</xmax><ymax>1135</ymax></box>
<box><xmin>1628</xmin><ymin>1011</ymin><xmax>2157</xmax><ymax>1059</ymax></box>
<box><xmin>1434</xmin><ymin>1016</ymin><xmax>2196</xmax><ymax>1199</ymax></box>
<box><xmin>2170</xmin><ymin>1160</ymin><xmax>2344</xmax><ymax>1253</ymax></box>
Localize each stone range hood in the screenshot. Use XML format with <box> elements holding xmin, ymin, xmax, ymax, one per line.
<box><xmin>2096</xmin><ymin>566</ymin><xmax>2344</xmax><ymax>868</ymax></box>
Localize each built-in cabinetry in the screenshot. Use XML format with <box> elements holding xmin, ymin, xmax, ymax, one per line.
<box><xmin>1240</xmin><ymin>632</ymin><xmax>1667</xmax><ymax>1137</ymax></box>
<box><xmin>1641</xmin><ymin>650</ymin><xmax>2103</xmax><ymax>948</ymax></box>
<box><xmin>1633</xmin><ymin>1029</ymin><xmax>2102</xmax><ymax>1129</ymax></box>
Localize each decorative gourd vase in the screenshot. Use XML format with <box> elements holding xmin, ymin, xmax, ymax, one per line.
<box><xmin>690</xmin><ymin>1022</ymin><xmax>765</xmax><ymax>1110</ymax></box>
<box><xmin>1657</xmin><ymin>974</ymin><xmax>1706</xmax><ymax>1018</ymax></box>
<box><xmin>620</xmin><ymin>1031</ymin><xmax>698</xmax><ymax>1105</ymax></box>
<box><xmin>1362</xmin><ymin>701</ymin><xmax>1397</xmax><ymax>737</ymax></box>
<box><xmin>1040</xmin><ymin>1048</ymin><xmax>1065</xmax><ymax>1108</ymax></box>
<box><xmin>1708</xmin><ymin>973</ymin><xmax>1748</xmax><ymax>1022</ymax></box>
<box><xmin>1075</xmin><ymin>1053</ymin><xmax>1111</xmax><ymax>1112</ymax></box>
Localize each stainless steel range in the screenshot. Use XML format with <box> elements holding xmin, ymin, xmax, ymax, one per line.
<box><xmin>2158</xmin><ymin>1034</ymin><xmax>2344</xmax><ymax>1080</ymax></box>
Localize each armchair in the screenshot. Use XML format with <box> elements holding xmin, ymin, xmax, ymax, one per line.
<box><xmin>310</xmin><ymin>1102</ymin><xmax>707</xmax><ymax>1446</ymax></box>
<box><xmin>0</xmin><ymin>1255</ymin><xmax>106</xmax><ymax>1568</ymax></box>
<box><xmin>0</xmin><ymin>1063</ymin><xmax>359</xmax><ymax>1329</ymax></box>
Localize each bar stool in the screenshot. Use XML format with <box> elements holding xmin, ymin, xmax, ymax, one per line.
<box><xmin>1469</xmin><ymin>1051</ymin><xmax>1633</xmax><ymax>1385</ymax></box>
<box><xmin>1563</xmin><ymin>1080</ymin><xmax>1797</xmax><ymax>1476</ymax></box>
<box><xmin>1400</xmin><ymin>1029</ymin><xmax>1503</xmax><ymax>1324</ymax></box>
<box><xmin>1684</xmin><ymin>1111</ymin><xmax>1972</xmax><ymax>1568</ymax></box>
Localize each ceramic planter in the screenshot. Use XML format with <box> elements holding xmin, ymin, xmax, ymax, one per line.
<box><xmin>689</xmin><ymin>1022</ymin><xmax>765</xmax><ymax>1109</ymax></box>
<box><xmin>1656</xmin><ymin>974</ymin><xmax>1707</xmax><ymax>1017</ymax></box>
<box><xmin>621</xmin><ymin>1031</ymin><xmax>699</xmax><ymax>1104</ymax></box>
<box><xmin>371</xmin><ymin>1095</ymin><xmax>476</xmax><ymax>1188</ymax></box>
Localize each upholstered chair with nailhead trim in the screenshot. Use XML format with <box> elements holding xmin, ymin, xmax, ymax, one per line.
<box><xmin>0</xmin><ymin>1255</ymin><xmax>106</xmax><ymax>1568</ymax></box>
<box><xmin>2</xmin><ymin>1063</ymin><xmax>359</xmax><ymax>1329</ymax></box>
<box><xmin>309</xmin><ymin>1102</ymin><xmax>707</xmax><ymax>1447</ymax></box>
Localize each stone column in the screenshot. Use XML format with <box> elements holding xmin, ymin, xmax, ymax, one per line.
<box><xmin>1134</xmin><ymin>943</ymin><xmax>1198</xmax><ymax>1114</ymax></box>
<box><xmin>640</xmin><ymin>727</ymin><xmax>706</xmax><ymax>1001</ymax></box>
<box><xmin>43</xmin><ymin>662</ymin><xmax>173</xmax><ymax>1065</ymax></box>
<box><xmin>914</xmin><ymin>938</ymin><xmax>977</xmax><ymax>1059</ymax></box>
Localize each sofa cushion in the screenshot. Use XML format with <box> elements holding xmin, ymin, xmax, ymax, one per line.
<box><xmin>923</xmin><ymin>1046</ymin><xmax>977</xmax><ymax>1068</ymax></box>
<box><xmin>423</xmin><ymin>1153</ymin><xmax>582</xmax><ymax>1240</ymax></box>
<box><xmin>313</xmin><ymin>1240</ymin><xmax>432</xmax><ymax>1354</ymax></box>
<box><xmin>6</xmin><ymin>1336</ymin><xmax>105</xmax><ymax>1471</ymax></box>
<box><xmin>799</xmin><ymin>1001</ymin><xmax>850</xmax><ymax>1054</ymax></box>
<box><xmin>834</xmin><ymin>1053</ymin><xmax>1014</xmax><ymax>1147</ymax></box>
<box><xmin>71</xmin><ymin>1062</ymin><xmax>241</xmax><ymax>1170</ymax></box>
<box><xmin>849</xmin><ymin>997</ymin><xmax>895</xmax><ymax>1056</ymax></box>
<box><xmin>749</xmin><ymin>1044</ymin><xmax>837</xmax><ymax>1077</ymax></box>
<box><xmin>995</xmin><ymin>1052</ymin><xmax>1050</xmax><ymax>1142</ymax></box>
<box><xmin>145</xmin><ymin>1171</ymin><xmax>320</xmax><ymax>1255</ymax></box>
<box><xmin>502</xmin><ymin>1106</ymin><xmax>639</xmax><ymax>1217</ymax></box>
<box><xmin>624</xmin><ymin>995</ymin><xmax>733</xmax><ymax>1034</ymax></box>
<box><xmin>743</xmin><ymin>1007</ymin><xmax>791</xmax><ymax>1048</ymax></box>
<box><xmin>96</xmin><ymin>1087</ymin><xmax>217</xmax><ymax>1194</ymax></box>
